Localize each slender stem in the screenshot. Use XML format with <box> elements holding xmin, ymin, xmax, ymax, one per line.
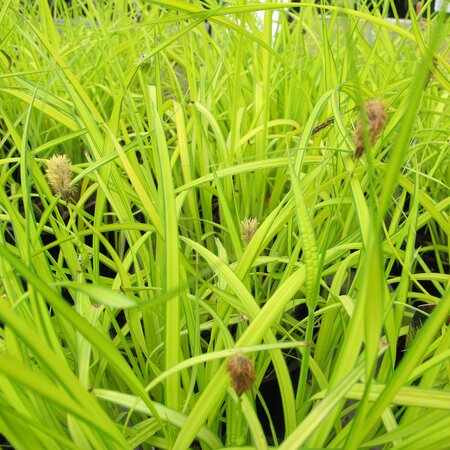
<box><xmin>296</xmin><ymin>306</ymin><xmax>315</xmax><ymax>415</ymax></box>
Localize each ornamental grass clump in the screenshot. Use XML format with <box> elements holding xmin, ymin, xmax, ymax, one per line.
<box><xmin>0</xmin><ymin>1</ymin><xmax>449</xmax><ymax>449</ymax></box>
<box><xmin>226</xmin><ymin>351</ymin><xmax>256</xmax><ymax>397</ymax></box>
<box><xmin>45</xmin><ymin>154</ymin><xmax>75</xmax><ymax>202</ymax></box>
<box><xmin>353</xmin><ymin>100</ymin><xmax>387</xmax><ymax>158</ymax></box>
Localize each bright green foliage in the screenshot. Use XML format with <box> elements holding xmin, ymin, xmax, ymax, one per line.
<box><xmin>0</xmin><ymin>0</ymin><xmax>449</xmax><ymax>449</ymax></box>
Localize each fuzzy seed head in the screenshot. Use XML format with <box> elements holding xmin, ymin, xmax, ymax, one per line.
<box><xmin>415</xmin><ymin>1</ymin><xmax>423</xmax><ymax>14</ymax></box>
<box><xmin>240</xmin><ymin>217</ymin><xmax>259</xmax><ymax>246</ymax></box>
<box><xmin>46</xmin><ymin>154</ymin><xmax>74</xmax><ymax>202</ymax></box>
<box><xmin>226</xmin><ymin>351</ymin><xmax>256</xmax><ymax>397</ymax></box>
<box><xmin>424</xmin><ymin>58</ymin><xmax>437</xmax><ymax>88</ymax></box>
<box><xmin>353</xmin><ymin>100</ymin><xmax>387</xmax><ymax>158</ymax></box>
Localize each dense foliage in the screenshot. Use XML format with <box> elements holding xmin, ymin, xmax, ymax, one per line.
<box><xmin>0</xmin><ymin>1</ymin><xmax>449</xmax><ymax>448</ymax></box>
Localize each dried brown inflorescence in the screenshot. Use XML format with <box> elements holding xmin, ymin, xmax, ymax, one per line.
<box><xmin>353</xmin><ymin>100</ymin><xmax>387</xmax><ymax>158</ymax></box>
<box><xmin>415</xmin><ymin>1</ymin><xmax>426</xmax><ymax>28</ymax></box>
<box><xmin>416</xmin><ymin>1</ymin><xmax>423</xmax><ymax>13</ymax></box>
<box><xmin>240</xmin><ymin>217</ymin><xmax>259</xmax><ymax>246</ymax></box>
<box><xmin>46</xmin><ymin>154</ymin><xmax>75</xmax><ymax>202</ymax></box>
<box><xmin>425</xmin><ymin>57</ymin><xmax>438</xmax><ymax>89</ymax></box>
<box><xmin>226</xmin><ymin>351</ymin><xmax>256</xmax><ymax>397</ymax></box>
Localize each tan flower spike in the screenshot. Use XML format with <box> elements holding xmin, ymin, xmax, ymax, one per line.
<box><xmin>226</xmin><ymin>351</ymin><xmax>256</xmax><ymax>397</ymax></box>
<box><xmin>240</xmin><ymin>217</ymin><xmax>259</xmax><ymax>246</ymax></box>
<box><xmin>353</xmin><ymin>100</ymin><xmax>387</xmax><ymax>158</ymax></box>
<box><xmin>46</xmin><ymin>154</ymin><xmax>75</xmax><ymax>202</ymax></box>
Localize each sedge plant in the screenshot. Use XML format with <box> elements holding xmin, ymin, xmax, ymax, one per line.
<box><xmin>0</xmin><ymin>0</ymin><xmax>449</xmax><ymax>448</ymax></box>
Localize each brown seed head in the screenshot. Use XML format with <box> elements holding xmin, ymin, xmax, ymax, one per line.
<box><xmin>415</xmin><ymin>1</ymin><xmax>423</xmax><ymax>14</ymax></box>
<box><xmin>425</xmin><ymin>57</ymin><xmax>437</xmax><ymax>88</ymax></box>
<box><xmin>353</xmin><ymin>100</ymin><xmax>387</xmax><ymax>158</ymax></box>
<box><xmin>240</xmin><ymin>217</ymin><xmax>259</xmax><ymax>246</ymax></box>
<box><xmin>226</xmin><ymin>351</ymin><xmax>256</xmax><ymax>397</ymax></box>
<box><xmin>46</xmin><ymin>154</ymin><xmax>75</xmax><ymax>202</ymax></box>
